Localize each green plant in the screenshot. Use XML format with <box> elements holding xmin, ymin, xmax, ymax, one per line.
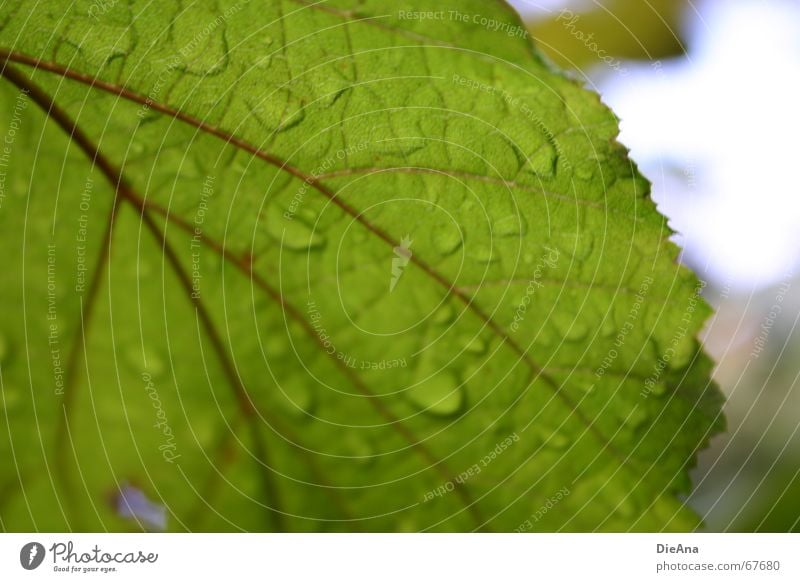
<box><xmin>0</xmin><ymin>0</ymin><xmax>723</xmax><ymax>532</ymax></box>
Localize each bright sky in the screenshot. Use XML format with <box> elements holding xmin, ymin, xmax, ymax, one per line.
<box><xmin>512</xmin><ymin>0</ymin><xmax>800</xmax><ymax>290</ymax></box>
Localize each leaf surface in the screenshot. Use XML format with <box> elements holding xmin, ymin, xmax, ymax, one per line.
<box><xmin>0</xmin><ymin>0</ymin><xmax>723</xmax><ymax>532</ymax></box>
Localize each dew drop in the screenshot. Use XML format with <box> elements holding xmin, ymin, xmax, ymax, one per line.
<box><xmin>1</xmin><ymin>384</ymin><xmax>20</xmax><ymax>411</ymax></box>
<box><xmin>601</xmin><ymin>316</ymin><xmax>616</xmax><ymax>338</ymax></box>
<box><xmin>255</xmin><ymin>54</ymin><xmax>273</xmax><ymax>68</ymax></box>
<box><xmin>616</xmin><ymin>495</ymin><xmax>638</xmax><ymax>519</ymax></box>
<box><xmin>407</xmin><ymin>371</ymin><xmax>464</xmax><ymax>416</ymax></box>
<box><xmin>433</xmin><ymin>303</ymin><xmax>455</xmax><ymax>325</ymax></box>
<box><xmin>136</xmin><ymin>259</ymin><xmax>152</xmax><ymax>278</ymax></box>
<box><xmin>493</xmin><ymin>214</ymin><xmax>527</xmax><ymax>238</ymax></box>
<box><xmin>253</xmin><ymin>54</ymin><xmax>272</xmax><ymax>70</ymax></box>
<box><xmin>432</xmin><ymin>226</ymin><xmax>463</xmax><ymax>256</ymax></box>
<box><xmin>130</xmin><ymin>347</ymin><xmax>166</xmax><ymax>378</ymax></box>
<box><xmin>350</xmin><ymin>228</ymin><xmax>367</xmax><ymax>244</ymax></box>
<box><xmin>492</xmin><ymin>416</ymin><xmax>516</xmax><ymax>437</ymax></box>
<box><xmin>231</xmin><ymin>156</ymin><xmax>251</xmax><ymax>174</ymax></box>
<box><xmin>650</xmin><ymin>382</ymin><xmax>669</xmax><ymax>397</ymax></box>
<box><xmin>527</xmin><ymin>143</ymin><xmax>557</xmax><ymax>177</ymax></box>
<box><xmin>543</xmin><ymin>431</ymin><xmax>570</xmax><ymax>450</ymax></box>
<box><xmin>625</xmin><ymin>406</ymin><xmax>649</xmax><ymax>430</ymax></box>
<box><xmin>265</xmin><ymin>210</ymin><xmax>326</xmax><ymax>251</ymax></box>
<box><xmin>552</xmin><ymin>315</ymin><xmax>589</xmax><ymax>342</ymax></box>
<box><xmin>471</xmin><ymin>244</ymin><xmax>498</xmax><ymax>264</ymax></box>
<box><xmin>288</xmin><ymin>320</ymin><xmax>306</xmax><ymax>338</ymax></box>
<box><xmin>574</xmin><ymin>162</ymin><xmax>594</xmax><ymax>181</ymax></box>
<box><xmin>461</xmin><ymin>200</ymin><xmax>476</xmax><ymax>214</ymax></box>
<box><xmin>194</xmin><ymin>419</ymin><xmax>218</xmax><ymax>450</ymax></box>
<box><xmin>123</xmin><ymin>346</ymin><xmax>167</xmax><ymax>378</ymax></box>
<box><xmin>555</xmin><ymin>232</ymin><xmax>593</xmax><ymax>262</ymax></box>
<box><xmin>397</xmin><ymin>517</ymin><xmax>417</xmax><ymax>532</ymax></box>
<box><xmin>342</xmin><ymin>432</ymin><xmax>373</xmax><ymax>464</ymax></box>
<box><xmin>298</xmin><ymin>207</ymin><xmax>320</xmax><ymax>224</ymax></box>
<box><xmin>566</xmin><ymin>322</ymin><xmax>589</xmax><ymax>342</ymax></box>
<box><xmin>145</xmin><ymin>350</ymin><xmax>165</xmax><ymax>377</ymax></box>
<box><xmin>461</xmin><ymin>335</ymin><xmax>487</xmax><ymax>355</ymax></box>
<box><xmin>264</xmin><ymin>334</ymin><xmax>288</xmax><ymax>357</ymax></box>
<box><xmin>280</xmin><ymin>376</ymin><xmax>315</xmax><ymax>417</ymax></box>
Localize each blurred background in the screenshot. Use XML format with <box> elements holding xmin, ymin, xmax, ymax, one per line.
<box><xmin>510</xmin><ymin>0</ymin><xmax>800</xmax><ymax>531</ymax></box>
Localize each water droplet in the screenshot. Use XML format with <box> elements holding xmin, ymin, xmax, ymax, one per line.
<box><xmin>552</xmin><ymin>315</ymin><xmax>589</xmax><ymax>342</ymax></box>
<box><xmin>279</xmin><ymin>376</ymin><xmax>314</xmax><ymax>417</ymax></box>
<box><xmin>616</xmin><ymin>495</ymin><xmax>638</xmax><ymax>519</ymax></box>
<box><xmin>601</xmin><ymin>316</ymin><xmax>616</xmax><ymax>338</ymax></box>
<box><xmin>567</xmin><ymin>322</ymin><xmax>589</xmax><ymax>342</ymax></box>
<box><xmin>342</xmin><ymin>432</ymin><xmax>373</xmax><ymax>464</ymax></box>
<box><xmin>625</xmin><ymin>406</ymin><xmax>649</xmax><ymax>430</ymax></box>
<box><xmin>373</xmin><ymin>139</ymin><xmax>426</xmax><ymax>159</ymax></box>
<box><xmin>461</xmin><ymin>335</ymin><xmax>487</xmax><ymax>355</ymax></box>
<box><xmin>253</xmin><ymin>54</ymin><xmax>272</xmax><ymax>69</ymax></box>
<box><xmin>1</xmin><ymin>384</ymin><xmax>20</xmax><ymax>411</ymax></box>
<box><xmin>193</xmin><ymin>419</ymin><xmax>217</xmax><ymax>449</ymax></box>
<box><xmin>432</xmin><ymin>226</ymin><xmax>463</xmax><ymax>256</ymax></box>
<box><xmin>298</xmin><ymin>207</ymin><xmax>319</xmax><ymax>224</ymax></box>
<box><xmin>574</xmin><ymin>162</ymin><xmax>594</xmax><ymax>181</ymax></box>
<box><xmin>288</xmin><ymin>320</ymin><xmax>306</xmax><ymax>338</ymax></box>
<box><xmin>433</xmin><ymin>303</ymin><xmax>455</xmax><ymax>325</ymax></box>
<box><xmin>471</xmin><ymin>244</ymin><xmax>498</xmax><ymax>264</ymax></box>
<box><xmin>555</xmin><ymin>232</ymin><xmax>593</xmax><ymax>262</ymax></box>
<box><xmin>61</xmin><ymin>21</ymin><xmax>133</xmax><ymax>68</ymax></box>
<box><xmin>351</xmin><ymin>228</ymin><xmax>367</xmax><ymax>244</ymax></box>
<box><xmin>493</xmin><ymin>214</ymin><xmax>527</xmax><ymax>238</ymax></box>
<box><xmin>492</xmin><ymin>416</ymin><xmax>516</xmax><ymax>437</ymax></box>
<box><xmin>137</xmin><ymin>259</ymin><xmax>152</xmax><ymax>278</ymax></box>
<box><xmin>527</xmin><ymin>142</ymin><xmax>557</xmax><ymax>177</ymax></box>
<box><xmin>145</xmin><ymin>350</ymin><xmax>165</xmax><ymax>377</ymax></box>
<box><xmin>397</xmin><ymin>517</ymin><xmax>417</xmax><ymax>532</ymax></box>
<box><xmin>406</xmin><ymin>371</ymin><xmax>463</xmax><ymax>416</ymax></box>
<box><xmin>265</xmin><ymin>210</ymin><xmax>325</xmax><ymax>251</ymax></box>
<box><xmin>231</xmin><ymin>156</ymin><xmax>251</xmax><ymax>174</ymax></box>
<box><xmin>265</xmin><ymin>334</ymin><xmax>287</xmax><ymax>357</ymax></box>
<box><xmin>128</xmin><ymin>348</ymin><xmax>166</xmax><ymax>377</ymax></box>
<box><xmin>543</xmin><ymin>431</ymin><xmax>570</xmax><ymax>450</ymax></box>
<box><xmin>650</xmin><ymin>382</ymin><xmax>669</xmax><ymax>397</ymax></box>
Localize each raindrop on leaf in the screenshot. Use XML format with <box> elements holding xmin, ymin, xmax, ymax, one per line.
<box><xmin>406</xmin><ymin>371</ymin><xmax>463</xmax><ymax>417</ymax></box>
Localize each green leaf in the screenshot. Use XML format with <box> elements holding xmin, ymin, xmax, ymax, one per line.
<box><xmin>0</xmin><ymin>0</ymin><xmax>723</xmax><ymax>532</ymax></box>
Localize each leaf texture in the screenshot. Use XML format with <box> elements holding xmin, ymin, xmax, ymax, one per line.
<box><xmin>0</xmin><ymin>0</ymin><xmax>724</xmax><ymax>532</ymax></box>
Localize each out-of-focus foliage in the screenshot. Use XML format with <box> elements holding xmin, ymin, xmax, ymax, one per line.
<box><xmin>693</xmin><ymin>280</ymin><xmax>800</xmax><ymax>532</ymax></box>
<box><xmin>526</xmin><ymin>0</ymin><xmax>689</xmax><ymax>71</ymax></box>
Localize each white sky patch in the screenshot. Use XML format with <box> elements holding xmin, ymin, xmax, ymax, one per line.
<box><xmin>509</xmin><ymin>0</ymin><xmax>574</xmax><ymax>18</ymax></box>
<box><xmin>598</xmin><ymin>0</ymin><xmax>800</xmax><ymax>289</ymax></box>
